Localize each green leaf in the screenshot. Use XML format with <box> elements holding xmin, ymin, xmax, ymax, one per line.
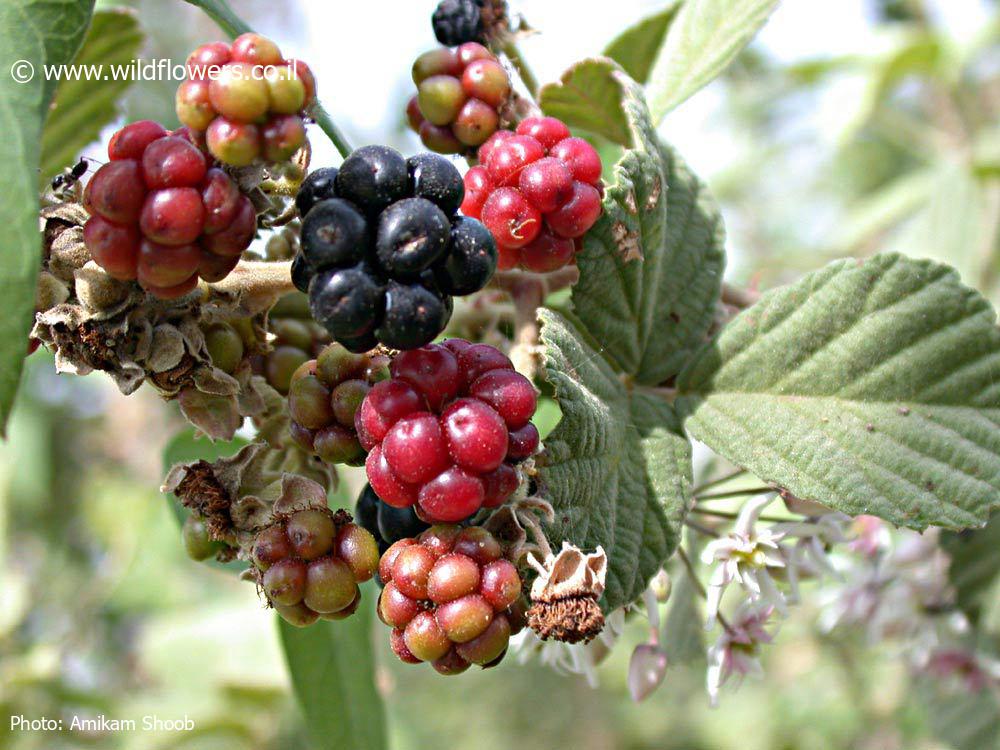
<box><xmin>0</xmin><ymin>0</ymin><xmax>94</xmax><ymax>435</ymax></box>
<box><xmin>941</xmin><ymin>513</ymin><xmax>1000</xmax><ymax>627</ymax></box>
<box><xmin>568</xmin><ymin>66</ymin><xmax>726</xmax><ymax>383</ymax></box>
<box><xmin>183</xmin><ymin>0</ymin><xmax>251</xmax><ymax>36</ymax></box>
<box><xmin>537</xmin><ymin>67</ymin><xmax>722</xmax><ymax>610</ymax></box>
<box><xmin>663</xmin><ymin>534</ymin><xmax>705</xmax><ymax>665</ymax></box>
<box><xmin>603</xmin><ymin>3</ymin><xmax>681</xmax><ymax>84</ymax></box>
<box><xmin>677</xmin><ymin>254</ymin><xmax>1000</xmax><ymax>531</ymax></box>
<box><xmin>539</xmin><ymin>58</ymin><xmax>633</xmax><ymax>146</ymax></box>
<box><xmin>538</xmin><ymin>310</ymin><xmax>692</xmax><ymax>612</ymax></box>
<box><xmin>647</xmin><ymin>0</ymin><xmax>779</xmax><ymax>121</ymax></box>
<box><xmin>40</xmin><ymin>9</ymin><xmax>144</xmax><ymax>185</ymax></box>
<box><xmin>279</xmin><ymin>608</ymin><xmax>387</xmax><ymax>750</ymax></box>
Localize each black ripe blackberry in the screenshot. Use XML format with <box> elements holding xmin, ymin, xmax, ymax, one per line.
<box><xmin>377</xmin><ymin>500</ymin><xmax>430</xmax><ymax>545</ymax></box>
<box><xmin>296</xmin><ymin>167</ymin><xmax>339</xmax><ymax>215</ymax></box>
<box><xmin>432</xmin><ymin>0</ymin><xmax>485</xmax><ymax>46</ymax></box>
<box><xmin>297</xmin><ymin>148</ymin><xmax>497</xmax><ymax>351</ymax></box>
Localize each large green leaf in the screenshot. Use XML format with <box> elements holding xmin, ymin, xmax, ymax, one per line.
<box><xmin>677</xmin><ymin>254</ymin><xmax>1000</xmax><ymax>531</ymax></box>
<box><xmin>539</xmin><ymin>58</ymin><xmax>633</xmax><ymax>146</ymax></box>
<box><xmin>647</xmin><ymin>0</ymin><xmax>779</xmax><ymax>121</ymax></box>
<box><xmin>279</xmin><ymin>609</ymin><xmax>386</xmax><ymax>750</ymax></box>
<box><xmin>916</xmin><ymin>675</ymin><xmax>1000</xmax><ymax>750</ymax></box>
<box><xmin>538</xmin><ymin>310</ymin><xmax>691</xmax><ymax>611</ymax></box>
<box><xmin>0</xmin><ymin>0</ymin><xmax>93</xmax><ymax>435</ymax></box>
<box><xmin>941</xmin><ymin>513</ymin><xmax>1000</xmax><ymax>627</ymax></box>
<box><xmin>603</xmin><ymin>3</ymin><xmax>681</xmax><ymax>84</ymax></box>
<box><xmin>40</xmin><ymin>9</ymin><xmax>144</xmax><ymax>184</ymax></box>
<box><xmin>537</xmin><ymin>64</ymin><xmax>724</xmax><ymax>610</ymax></box>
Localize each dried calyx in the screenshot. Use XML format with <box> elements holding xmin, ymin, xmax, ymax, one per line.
<box><xmin>525</xmin><ymin>543</ymin><xmax>608</xmax><ymax>644</ymax></box>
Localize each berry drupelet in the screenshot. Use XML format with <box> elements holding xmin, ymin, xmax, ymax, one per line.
<box><xmin>294</xmin><ymin>148</ymin><xmax>498</xmax><ymax>351</ymax></box>
<box><xmin>378</xmin><ymin>525</ymin><xmax>525</xmax><ymax>673</ymax></box>
<box><xmin>359</xmin><ymin>339</ymin><xmax>537</xmax><ymax>523</ymax></box>
<box><xmin>82</xmin><ymin>120</ymin><xmax>256</xmax><ymax>298</ymax></box>
<box><xmin>462</xmin><ymin>116</ymin><xmax>604</xmax><ymax>273</ymax></box>
<box><xmin>250</xmin><ymin>507</ymin><xmax>380</xmax><ymax>626</ymax></box>
<box><xmin>176</xmin><ymin>33</ymin><xmax>315</xmax><ymax>167</ymax></box>
<box><xmin>407</xmin><ymin>42</ymin><xmax>511</xmax><ymax>154</ymax></box>
<box><xmin>287</xmin><ymin>342</ymin><xmax>391</xmax><ymax>466</ymax></box>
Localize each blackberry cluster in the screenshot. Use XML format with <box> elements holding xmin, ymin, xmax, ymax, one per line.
<box><xmin>293</xmin><ymin>147</ymin><xmax>498</xmax><ymax>351</ymax></box>
<box><xmin>288</xmin><ymin>342</ymin><xmax>390</xmax><ymax>466</ymax></box>
<box><xmin>254</xmin><ymin>292</ymin><xmax>329</xmax><ymax>394</ymax></box>
<box><xmin>250</xmin><ymin>507</ymin><xmax>379</xmax><ymax>627</ymax></box>
<box><xmin>378</xmin><ymin>525</ymin><xmax>525</xmax><ymax>673</ymax></box>
<box><xmin>462</xmin><ymin>117</ymin><xmax>604</xmax><ymax>273</ymax></box>
<box><xmin>83</xmin><ymin>120</ymin><xmax>256</xmax><ymax>298</ymax></box>
<box><xmin>176</xmin><ymin>33</ymin><xmax>316</xmax><ymax>166</ymax></box>
<box><xmin>407</xmin><ymin>43</ymin><xmax>510</xmax><ymax>154</ymax></box>
<box><xmin>359</xmin><ymin>340</ymin><xmax>537</xmax><ymax>523</ymax></box>
<box><xmin>354</xmin><ymin>483</ymin><xmax>430</xmax><ymax>557</ymax></box>
<box><xmin>432</xmin><ymin>0</ymin><xmax>485</xmax><ymax>46</ymax></box>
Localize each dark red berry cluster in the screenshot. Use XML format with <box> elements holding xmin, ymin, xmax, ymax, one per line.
<box><xmin>462</xmin><ymin>117</ymin><xmax>604</xmax><ymax>273</ymax></box>
<box><xmin>83</xmin><ymin>120</ymin><xmax>256</xmax><ymax>298</ymax></box>
<box><xmin>176</xmin><ymin>33</ymin><xmax>316</xmax><ymax>166</ymax></box>
<box><xmin>407</xmin><ymin>43</ymin><xmax>510</xmax><ymax>154</ymax></box>
<box><xmin>251</xmin><ymin>508</ymin><xmax>379</xmax><ymax>627</ymax></box>
<box><xmin>378</xmin><ymin>525</ymin><xmax>525</xmax><ymax>674</ymax></box>
<box><xmin>359</xmin><ymin>340</ymin><xmax>538</xmax><ymax>523</ymax></box>
<box><xmin>288</xmin><ymin>343</ymin><xmax>390</xmax><ymax>466</ymax></box>
<box><xmin>294</xmin><ymin>147</ymin><xmax>497</xmax><ymax>351</ymax></box>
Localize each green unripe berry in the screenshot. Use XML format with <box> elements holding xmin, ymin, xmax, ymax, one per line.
<box><xmin>452</xmin><ymin>98</ymin><xmax>499</xmax><ymax>147</ymax></box>
<box><xmin>315</xmin><ymin>342</ymin><xmax>367</xmax><ymax>384</ymax></box>
<box><xmin>182</xmin><ymin>514</ymin><xmax>224</xmax><ymax>561</ymax></box>
<box><xmin>335</xmin><ymin>523</ymin><xmax>380</xmax><ymax>582</ymax></box>
<box><xmin>419</xmin><ymin>121</ymin><xmax>464</xmax><ymax>154</ymax></box>
<box><xmin>455</xmin><ymin>614</ymin><xmax>511</xmax><ymax>665</ymax></box>
<box><xmin>412</xmin><ymin>48</ymin><xmax>461</xmax><ymax>85</ymax></box>
<box><xmin>434</xmin><ymin>594</ymin><xmax>494</xmax><ymax>643</ymax></box>
<box><xmin>330</xmin><ymin>379</ymin><xmax>370</xmax><ymax>428</ymax></box>
<box><xmin>287</xmin><ymin>374</ymin><xmax>334</xmax><ymax>429</ymax></box>
<box><xmin>204</xmin><ymin>323</ymin><xmax>245</xmax><ymax>374</ymax></box>
<box><xmin>319</xmin><ymin>587</ymin><xmax>361</xmax><ymax>620</ymax></box>
<box><xmin>285</xmin><ymin>509</ymin><xmax>336</xmax><ymax>560</ymax></box>
<box><xmin>206</xmin><ymin>118</ymin><xmax>261</xmax><ymax>167</ymax></box>
<box><xmin>304</xmin><ymin>557</ymin><xmax>357</xmax><ymax>614</ymax></box>
<box><xmin>266</xmin><ymin>345</ymin><xmax>311</xmax><ymax>394</ymax></box>
<box><xmin>418</xmin><ymin>75</ymin><xmax>467</xmax><ymax>126</ymax></box>
<box><xmin>209</xmin><ymin>63</ymin><xmax>270</xmax><ymax>123</ymax></box>
<box><xmin>175</xmin><ymin>79</ymin><xmax>216</xmax><ymax>131</ymax></box>
<box><xmin>265</xmin><ymin>66</ymin><xmax>307</xmax><ymax>114</ymax></box>
<box><xmin>313</xmin><ymin>425</ymin><xmax>365</xmax><ymax>465</ymax></box>
<box><xmin>274</xmin><ymin>601</ymin><xmax>319</xmax><ymax>627</ymax></box>
<box><xmin>404</xmin><ymin>611</ymin><xmax>452</xmax><ymax>662</ymax></box>
<box><xmin>263</xmin><ymin>558</ymin><xmax>308</xmax><ymax>606</ymax></box>
<box><xmin>252</xmin><ymin>524</ymin><xmax>292</xmax><ymax>571</ymax></box>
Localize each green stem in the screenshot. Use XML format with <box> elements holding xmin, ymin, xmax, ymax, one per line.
<box><xmin>695</xmin><ymin>486</ymin><xmax>775</xmax><ymax>502</ymax></box>
<box><xmin>183</xmin><ymin>0</ymin><xmax>353</xmax><ymax>158</ymax></box>
<box><xmin>500</xmin><ymin>38</ymin><xmax>540</xmax><ymax>99</ymax></box>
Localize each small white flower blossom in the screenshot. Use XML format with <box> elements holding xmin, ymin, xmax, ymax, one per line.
<box><xmin>511</xmin><ymin>608</ymin><xmax>625</xmax><ymax>688</ymax></box>
<box><xmin>771</xmin><ymin>512</ymin><xmax>850</xmax><ymax>602</ymax></box>
<box><xmin>706</xmin><ymin>602</ymin><xmax>776</xmax><ymax>707</ymax></box>
<box><xmin>701</xmin><ymin>494</ymin><xmax>787</xmax><ymax>626</ymax></box>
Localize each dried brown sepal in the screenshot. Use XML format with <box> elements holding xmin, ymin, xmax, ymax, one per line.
<box><xmin>173</xmin><ymin>460</ymin><xmax>233</xmax><ymax>540</ymax></box>
<box><xmin>526</xmin><ymin>596</ymin><xmax>604</xmax><ymax>644</ymax></box>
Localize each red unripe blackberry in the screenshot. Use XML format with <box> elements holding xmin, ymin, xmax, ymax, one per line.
<box><xmin>469</xmin><ymin>367</ymin><xmax>537</xmax><ymax>428</ymax></box>
<box><xmin>289</xmin><ymin>59</ymin><xmax>317</xmax><ymax>105</ymax></box>
<box><xmin>251</xmin><ymin>507</ymin><xmax>378</xmax><ymax>626</ymax></box>
<box><xmin>418</xmin><ymin>466</ymin><xmax>485</xmax><ymax>523</ymax></box>
<box><xmin>262</xmin><ymin>114</ymin><xmax>307</xmax><ymax>162</ymax></box>
<box><xmin>231</xmin><ymin>32</ymin><xmax>283</xmax><ymax>66</ymax></box>
<box><xmin>84</xmin><ymin>160</ymin><xmax>146</xmax><ymax>224</ymax></box>
<box><xmin>377</xmin><ymin>525</ymin><xmax>521</xmax><ymax>672</ymax></box>
<box><xmin>549</xmin><ymin>137</ymin><xmax>603</xmax><ymax>185</ymax></box>
<box><xmin>176</xmin><ymin>79</ymin><xmax>216</xmax><ymax>131</ymax></box>
<box><xmin>200</xmin><ymin>195</ymin><xmax>257</xmax><ymax>256</ymax></box>
<box><xmin>506</xmin><ymin>422</ymin><xmax>540</xmax><ymax>462</ymax></box>
<box><xmin>452</xmin><ymin>98</ymin><xmax>499</xmax><ymax>147</ymax></box>
<box><xmin>201</xmin><ymin>168</ymin><xmax>242</xmax><ymax>233</ymax></box>
<box><xmin>485</xmin><ymin>134</ymin><xmax>546</xmax><ymax>187</ymax></box>
<box><xmin>545</xmin><ymin>181</ymin><xmax>603</xmax><ymax>239</ymax></box>
<box><xmin>480</xmin><ymin>187</ymin><xmax>542</xmax><ymax>249</ymax></box>
<box><xmin>481</xmin><ymin>464</ymin><xmax>519</xmax><ymax>507</ymax></box>
<box><xmin>359</xmin><ymin>379</ymin><xmax>424</xmax><ymax>442</ymax></box>
<box><xmin>137</xmin><ymin>239</ymin><xmax>201</xmax><ymax>288</ymax></box>
<box><xmin>518</xmin><ymin>157</ymin><xmax>573</xmax><ymax>213</ymax></box>
<box><xmin>383</xmin><ymin>413</ymin><xmax>451</xmax><ymax>484</ymax></box>
<box><xmin>457</xmin><ymin>343</ymin><xmax>514</xmax><ymax>386</ymax></box>
<box><xmin>366</xmin><ymin>446</ymin><xmax>420</xmax><ymax>508</ymax></box>
<box><xmin>496</xmin><ymin>245</ymin><xmax>520</xmax><ymax>271</ymax></box>
<box><xmin>391</xmin><ymin>346</ymin><xmax>460</xmax><ymax>411</ymax></box>
<box><xmin>477</xmin><ymin>129</ymin><xmax>514</xmax><ymax>166</ymax></box>
<box><xmin>519</xmin><ymin>228</ymin><xmax>576</xmax><ymax>273</ymax></box>
<box><xmin>456</xmin><ymin>42</ymin><xmax>492</xmax><ymax>66</ymax></box>
<box><xmin>461</xmin><ymin>59</ymin><xmax>510</xmax><ymax>107</ymax></box>
<box><xmin>441</xmin><ymin>397</ymin><xmax>508</xmax><ymax>472</ymax></box>
<box><xmin>141</xmin><ymin>135</ymin><xmax>207</xmax><ymax>189</ymax></box>
<box><xmin>516</xmin><ymin>116</ymin><xmax>572</xmax><ymax>150</ymax></box>
<box><xmin>186</xmin><ymin>42</ymin><xmax>231</xmax><ymax>79</ymax></box>
<box><xmin>419</xmin><ymin>122</ymin><xmax>464</xmax><ymax>154</ymax></box>
<box><xmin>206</xmin><ymin>118</ymin><xmax>262</xmax><ymax>167</ymax></box>
<box><xmin>82</xmin><ymin>216</ymin><xmax>140</xmax><ymax>280</ymax></box>
<box><xmin>108</xmin><ymin>120</ymin><xmax>168</xmax><ymax>161</ymax></box>
<box><xmin>406</xmin><ymin>95</ymin><xmax>424</xmax><ymax>131</ymax></box>
<box><xmin>459</xmin><ymin>165</ymin><xmax>492</xmax><ymax>219</ymax></box>
<box><xmin>140</xmin><ymin>187</ymin><xmax>205</xmax><ymax>245</ymax></box>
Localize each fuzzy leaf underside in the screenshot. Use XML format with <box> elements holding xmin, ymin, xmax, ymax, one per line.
<box><xmin>677</xmin><ymin>254</ymin><xmax>1000</xmax><ymax>531</ymax></box>
<box><xmin>538</xmin><ymin>310</ymin><xmax>691</xmax><ymax>611</ymax></box>
<box><xmin>603</xmin><ymin>3</ymin><xmax>681</xmax><ymax>84</ymax></box>
<box><xmin>279</xmin><ymin>610</ymin><xmax>387</xmax><ymax>750</ymax></box>
<box><xmin>0</xmin><ymin>0</ymin><xmax>94</xmax><ymax>435</ymax></box>
<box><xmin>40</xmin><ymin>9</ymin><xmax>144</xmax><ymax>184</ymax></box>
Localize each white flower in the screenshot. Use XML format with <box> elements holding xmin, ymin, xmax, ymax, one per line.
<box><xmin>511</xmin><ymin>608</ymin><xmax>626</xmax><ymax>688</ymax></box>
<box><xmin>701</xmin><ymin>494</ymin><xmax>787</xmax><ymax>626</ymax></box>
<box><xmin>771</xmin><ymin>512</ymin><xmax>849</xmax><ymax>602</ymax></box>
<box><xmin>706</xmin><ymin>602</ymin><xmax>776</xmax><ymax>707</ymax></box>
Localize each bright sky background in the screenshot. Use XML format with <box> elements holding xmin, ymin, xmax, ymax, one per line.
<box><xmin>287</xmin><ymin>0</ymin><xmax>994</xmax><ymax>186</ymax></box>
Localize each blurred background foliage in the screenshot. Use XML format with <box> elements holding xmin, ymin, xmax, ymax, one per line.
<box><xmin>6</xmin><ymin>0</ymin><xmax>1000</xmax><ymax>748</ymax></box>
